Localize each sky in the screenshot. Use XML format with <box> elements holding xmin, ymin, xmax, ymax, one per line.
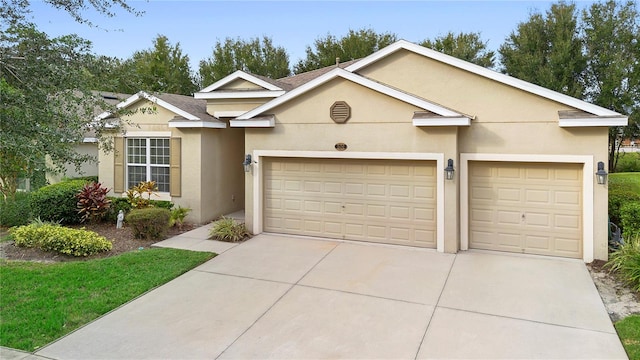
<box><xmin>27</xmin><ymin>0</ymin><xmax>598</xmax><ymax>71</ymax></box>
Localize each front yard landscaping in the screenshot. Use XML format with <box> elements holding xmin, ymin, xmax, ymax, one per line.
<box><xmin>0</xmin><ymin>248</ymin><xmax>214</xmax><ymax>352</ymax></box>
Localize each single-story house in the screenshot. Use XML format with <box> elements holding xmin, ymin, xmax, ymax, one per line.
<box><xmin>99</xmin><ymin>40</ymin><xmax>626</xmax><ymax>262</ymax></box>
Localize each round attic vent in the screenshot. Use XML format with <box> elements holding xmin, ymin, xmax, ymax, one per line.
<box><xmin>330</xmin><ymin>101</ymin><xmax>351</xmax><ymax>123</ymax></box>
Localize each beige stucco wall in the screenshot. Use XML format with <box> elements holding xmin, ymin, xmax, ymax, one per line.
<box><xmin>206</xmin><ymin>98</ymin><xmax>271</xmax><ymax>116</ymax></box>
<box><xmin>47</xmin><ymin>143</ymin><xmax>99</xmax><ymax>184</ymax></box>
<box><xmin>220</xmin><ymin>79</ymin><xmax>263</xmax><ymax>90</ymax></box>
<box><xmin>98</xmin><ymin>99</ymin><xmax>245</xmax><ymax>224</ymax></box>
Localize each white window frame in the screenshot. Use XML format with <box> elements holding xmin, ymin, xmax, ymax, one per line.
<box><xmin>126</xmin><ymin>137</ymin><xmax>171</xmax><ymax>198</ymax></box>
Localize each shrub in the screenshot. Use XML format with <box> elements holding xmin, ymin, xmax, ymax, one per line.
<box><xmin>0</xmin><ymin>192</ymin><xmax>32</xmax><ymax>227</ymax></box>
<box><xmin>105</xmin><ymin>197</ymin><xmax>132</xmax><ymax>222</ymax></box>
<box><xmin>209</xmin><ymin>217</ymin><xmax>250</xmax><ymax>242</ymax></box>
<box><xmin>169</xmin><ymin>206</ymin><xmax>191</xmax><ymax>229</ymax></box>
<box><xmin>606</xmin><ymin>234</ymin><xmax>640</xmax><ymax>292</ymax></box>
<box><xmin>126</xmin><ymin>207</ymin><xmax>171</xmax><ymax>240</ymax></box>
<box><xmin>609</xmin><ymin>187</ymin><xmax>640</xmax><ymax>226</ymax></box>
<box><xmin>615</xmin><ymin>152</ymin><xmax>640</xmax><ymax>173</ymax></box>
<box><xmin>621</xmin><ymin>202</ymin><xmax>640</xmax><ymax>239</ymax></box>
<box><xmin>126</xmin><ymin>181</ymin><xmax>159</xmax><ymax>209</ymax></box>
<box><xmin>10</xmin><ymin>223</ymin><xmax>112</xmax><ymax>257</ymax></box>
<box><xmin>76</xmin><ymin>182</ymin><xmax>111</xmax><ymax>223</ymax></box>
<box><xmin>29</xmin><ymin>179</ymin><xmax>88</xmax><ymax>224</ymax></box>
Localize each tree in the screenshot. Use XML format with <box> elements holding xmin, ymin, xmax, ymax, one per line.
<box><xmin>198</xmin><ymin>36</ymin><xmax>290</xmax><ymax>88</ymax></box>
<box><xmin>0</xmin><ymin>25</ymin><xmax>122</xmax><ymax>198</ymax></box>
<box><xmin>127</xmin><ymin>35</ymin><xmax>197</xmax><ymax>95</ymax></box>
<box><xmin>499</xmin><ymin>2</ymin><xmax>585</xmax><ymax>98</ymax></box>
<box><xmin>581</xmin><ymin>0</ymin><xmax>640</xmax><ymax>170</ymax></box>
<box><xmin>294</xmin><ymin>28</ymin><xmax>398</xmax><ymax>74</ymax></box>
<box><xmin>1</xmin><ymin>0</ymin><xmax>141</xmax><ymax>28</ymax></box>
<box><xmin>420</xmin><ymin>32</ymin><xmax>495</xmax><ymax>68</ymax></box>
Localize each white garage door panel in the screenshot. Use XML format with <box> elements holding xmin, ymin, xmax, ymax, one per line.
<box><xmin>264</xmin><ymin>158</ymin><xmax>437</xmax><ymax>247</ymax></box>
<box><xmin>469</xmin><ymin>162</ymin><xmax>582</xmax><ymax>258</ymax></box>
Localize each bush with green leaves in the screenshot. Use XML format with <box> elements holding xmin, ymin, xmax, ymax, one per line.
<box><xmin>0</xmin><ymin>192</ymin><xmax>32</xmax><ymax>227</ymax></box>
<box><xmin>209</xmin><ymin>217</ymin><xmax>250</xmax><ymax>242</ymax></box>
<box><xmin>29</xmin><ymin>179</ymin><xmax>88</xmax><ymax>224</ymax></box>
<box><xmin>609</xmin><ymin>186</ymin><xmax>640</xmax><ymax>226</ymax></box>
<box><xmin>76</xmin><ymin>182</ymin><xmax>111</xmax><ymax>223</ymax></box>
<box><xmin>169</xmin><ymin>206</ymin><xmax>191</xmax><ymax>229</ymax></box>
<box><xmin>10</xmin><ymin>222</ymin><xmax>112</xmax><ymax>257</ymax></box>
<box><xmin>125</xmin><ymin>207</ymin><xmax>171</xmax><ymax>240</ymax></box>
<box><xmin>621</xmin><ymin>202</ymin><xmax>640</xmax><ymax>239</ymax></box>
<box><xmin>615</xmin><ymin>152</ymin><xmax>640</xmax><ymax>173</ymax></box>
<box><xmin>606</xmin><ymin>234</ymin><xmax>640</xmax><ymax>292</ymax></box>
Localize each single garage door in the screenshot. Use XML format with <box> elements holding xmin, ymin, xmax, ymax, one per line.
<box><xmin>264</xmin><ymin>157</ymin><xmax>437</xmax><ymax>248</ymax></box>
<box><xmin>469</xmin><ymin>161</ymin><xmax>583</xmax><ymax>258</ymax></box>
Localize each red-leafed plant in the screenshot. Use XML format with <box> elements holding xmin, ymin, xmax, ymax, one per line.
<box><xmin>76</xmin><ymin>182</ymin><xmax>112</xmax><ymax>223</ymax></box>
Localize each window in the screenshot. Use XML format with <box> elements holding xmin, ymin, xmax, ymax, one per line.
<box><xmin>126</xmin><ymin>138</ymin><xmax>170</xmax><ymax>192</ymax></box>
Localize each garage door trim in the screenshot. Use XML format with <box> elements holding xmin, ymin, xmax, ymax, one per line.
<box><xmin>251</xmin><ymin>150</ymin><xmax>446</xmax><ymax>252</ymax></box>
<box><xmin>460</xmin><ymin>153</ymin><xmax>594</xmax><ymax>262</ymax></box>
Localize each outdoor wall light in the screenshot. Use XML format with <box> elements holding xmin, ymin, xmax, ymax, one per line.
<box><xmin>445</xmin><ymin>159</ymin><xmax>455</xmax><ymax>180</ymax></box>
<box><xmin>596</xmin><ymin>161</ymin><xmax>608</xmax><ymax>185</ymax></box>
<box><xmin>243</xmin><ymin>154</ymin><xmax>253</xmax><ymax>173</ymax></box>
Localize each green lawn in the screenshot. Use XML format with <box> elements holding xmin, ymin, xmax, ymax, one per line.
<box><xmin>610</xmin><ymin>172</ymin><xmax>640</xmax><ymax>193</ymax></box>
<box><xmin>0</xmin><ymin>248</ymin><xmax>215</xmax><ymax>352</ymax></box>
<box><xmin>616</xmin><ymin>315</ymin><xmax>640</xmax><ymax>360</ymax></box>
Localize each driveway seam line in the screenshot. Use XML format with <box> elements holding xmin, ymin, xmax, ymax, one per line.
<box><xmin>192</xmin><ymin>269</ymin><xmax>297</xmax><ymax>285</ymax></box>
<box><xmin>414</xmin><ymin>253</ymin><xmax>458</xmax><ymax>360</ymax></box>
<box><xmin>436</xmin><ymin>306</ymin><xmax>617</xmax><ymax>335</ymax></box>
<box><xmin>215</xmin><ymin>241</ymin><xmax>340</xmax><ymax>359</ymax></box>
<box><xmin>294</xmin><ymin>283</ymin><xmax>428</xmax><ymax>306</ymax></box>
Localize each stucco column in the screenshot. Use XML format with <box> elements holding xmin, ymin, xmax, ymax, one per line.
<box><xmin>443</xmin><ymin>128</ymin><xmax>460</xmax><ymax>253</ymax></box>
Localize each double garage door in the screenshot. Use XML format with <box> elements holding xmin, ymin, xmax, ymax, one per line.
<box><xmin>469</xmin><ymin>161</ymin><xmax>583</xmax><ymax>259</ymax></box>
<box><xmin>264</xmin><ymin>158</ymin><xmax>437</xmax><ymax>248</ymax></box>
<box><xmin>262</xmin><ymin>157</ymin><xmax>584</xmax><ymax>259</ymax></box>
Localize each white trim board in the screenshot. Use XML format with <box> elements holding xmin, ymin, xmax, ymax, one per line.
<box><xmin>459</xmin><ymin>153</ymin><xmax>595</xmax><ymax>262</ymax></box>
<box><xmin>95</xmin><ymin>91</ymin><xmax>201</xmax><ymax>121</ymax></box>
<box><xmin>249</xmin><ymin>150</ymin><xmax>446</xmax><ymax>253</ymax></box>
<box><xmin>199</xmin><ymin>70</ymin><xmax>284</xmax><ymax>92</ymax></box>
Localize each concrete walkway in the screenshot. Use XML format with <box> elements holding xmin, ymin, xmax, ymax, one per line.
<box><xmin>3</xmin><ymin>224</ymin><xmax>628</xmax><ymax>359</ymax></box>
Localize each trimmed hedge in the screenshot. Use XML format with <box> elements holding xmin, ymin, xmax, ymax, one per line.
<box><xmin>621</xmin><ymin>202</ymin><xmax>640</xmax><ymax>239</ymax></box>
<box><xmin>609</xmin><ymin>187</ymin><xmax>640</xmax><ymax>226</ymax></box>
<box><xmin>125</xmin><ymin>207</ymin><xmax>171</xmax><ymax>240</ymax></box>
<box><xmin>10</xmin><ymin>223</ymin><xmax>112</xmax><ymax>257</ymax></box>
<box><xmin>0</xmin><ymin>192</ymin><xmax>32</xmax><ymax>227</ymax></box>
<box><xmin>29</xmin><ymin>179</ymin><xmax>88</xmax><ymax>224</ymax></box>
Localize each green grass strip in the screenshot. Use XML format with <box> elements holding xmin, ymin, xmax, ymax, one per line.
<box><xmin>616</xmin><ymin>314</ymin><xmax>640</xmax><ymax>360</ymax></box>
<box><xmin>610</xmin><ymin>172</ymin><xmax>640</xmax><ymax>193</ymax></box>
<box><xmin>0</xmin><ymin>248</ymin><xmax>215</xmax><ymax>352</ymax></box>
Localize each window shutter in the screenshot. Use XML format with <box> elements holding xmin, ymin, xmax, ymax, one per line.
<box><xmin>113</xmin><ymin>137</ymin><xmax>125</xmax><ymax>193</ymax></box>
<box><xmin>170</xmin><ymin>137</ymin><xmax>181</xmax><ymax>197</ymax></box>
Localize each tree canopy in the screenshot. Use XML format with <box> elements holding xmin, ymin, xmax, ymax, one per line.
<box><xmin>581</xmin><ymin>0</ymin><xmax>640</xmax><ymax>170</ymax></box>
<box><xmin>0</xmin><ymin>25</ymin><xmax>121</xmax><ymax>198</ymax></box>
<box><xmin>420</xmin><ymin>32</ymin><xmax>495</xmax><ymax>68</ymax></box>
<box><xmin>198</xmin><ymin>36</ymin><xmax>290</xmax><ymax>88</ymax></box>
<box><xmin>125</xmin><ymin>35</ymin><xmax>197</xmax><ymax>95</ymax></box>
<box><xmin>499</xmin><ymin>2</ymin><xmax>585</xmax><ymax>98</ymax></box>
<box><xmin>293</xmin><ymin>28</ymin><xmax>398</xmax><ymax>74</ymax></box>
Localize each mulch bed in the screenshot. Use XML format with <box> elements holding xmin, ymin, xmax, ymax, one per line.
<box><xmin>1</xmin><ymin>222</ymin><xmax>196</xmax><ymax>263</ymax></box>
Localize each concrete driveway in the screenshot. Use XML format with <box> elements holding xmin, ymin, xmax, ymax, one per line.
<box><xmin>32</xmin><ymin>233</ymin><xmax>626</xmax><ymax>359</ymax></box>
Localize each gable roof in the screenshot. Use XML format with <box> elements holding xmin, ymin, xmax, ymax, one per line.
<box><xmin>195</xmin><ymin>70</ymin><xmax>286</xmax><ymax>100</ymax></box>
<box><xmin>232</xmin><ymin>67</ymin><xmax>470</xmax><ymax>127</ymax></box>
<box><xmin>277</xmin><ymin>59</ymin><xmax>360</xmax><ymax>89</ymax></box>
<box><xmin>346</xmin><ymin>40</ymin><xmax>627</xmax><ymax>124</ymax></box>
<box><xmin>96</xmin><ymin>91</ymin><xmax>226</xmax><ymax>129</ymax></box>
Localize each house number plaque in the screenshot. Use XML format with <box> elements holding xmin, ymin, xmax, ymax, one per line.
<box><xmin>335</xmin><ymin>143</ymin><xmax>347</xmax><ymax>151</ymax></box>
